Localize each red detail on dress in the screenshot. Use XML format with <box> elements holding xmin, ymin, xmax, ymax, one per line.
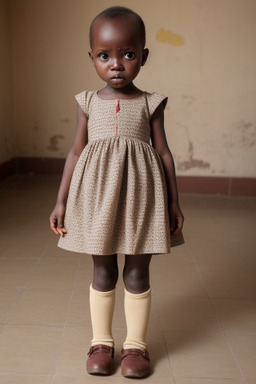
<box><xmin>116</xmin><ymin>100</ymin><xmax>120</xmax><ymax>136</ymax></box>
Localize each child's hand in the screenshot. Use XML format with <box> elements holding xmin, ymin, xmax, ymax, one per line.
<box><xmin>49</xmin><ymin>202</ymin><xmax>67</xmax><ymax>237</ymax></box>
<box><xmin>168</xmin><ymin>202</ymin><xmax>184</xmax><ymax>236</ymax></box>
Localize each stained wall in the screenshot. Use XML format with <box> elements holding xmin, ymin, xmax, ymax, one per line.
<box><xmin>3</xmin><ymin>0</ymin><xmax>256</xmax><ymax>178</ymax></box>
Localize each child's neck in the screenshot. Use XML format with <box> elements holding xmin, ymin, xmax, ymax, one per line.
<box><xmin>98</xmin><ymin>83</ymin><xmax>143</xmax><ymax>100</ymax></box>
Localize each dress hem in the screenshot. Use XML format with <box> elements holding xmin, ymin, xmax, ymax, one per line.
<box><xmin>57</xmin><ymin>242</ymin><xmax>171</xmax><ymax>256</ymax></box>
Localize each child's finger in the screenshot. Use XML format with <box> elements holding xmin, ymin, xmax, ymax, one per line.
<box><xmin>60</xmin><ymin>227</ymin><xmax>67</xmax><ymax>235</ymax></box>
<box><xmin>57</xmin><ymin>228</ymin><xmax>64</xmax><ymax>237</ymax></box>
<box><xmin>171</xmin><ymin>227</ymin><xmax>180</xmax><ymax>236</ymax></box>
<box><xmin>57</xmin><ymin>227</ymin><xmax>67</xmax><ymax>237</ymax></box>
<box><xmin>171</xmin><ymin>215</ymin><xmax>184</xmax><ymax>236</ymax></box>
<box><xmin>51</xmin><ymin>227</ymin><xmax>59</xmax><ymax>235</ymax></box>
<box><xmin>49</xmin><ymin>217</ymin><xmax>59</xmax><ymax>235</ymax></box>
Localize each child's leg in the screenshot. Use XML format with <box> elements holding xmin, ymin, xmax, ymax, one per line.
<box><xmin>90</xmin><ymin>254</ymin><xmax>118</xmax><ymax>347</ymax></box>
<box><xmin>121</xmin><ymin>254</ymin><xmax>152</xmax><ymax>377</ymax></box>
<box><xmin>92</xmin><ymin>254</ymin><xmax>118</xmax><ymax>292</ymax></box>
<box><xmin>86</xmin><ymin>254</ymin><xmax>118</xmax><ymax>375</ymax></box>
<box><xmin>122</xmin><ymin>254</ymin><xmax>152</xmax><ymax>350</ymax></box>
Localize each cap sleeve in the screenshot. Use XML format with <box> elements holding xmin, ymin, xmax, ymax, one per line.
<box><xmin>74</xmin><ymin>90</ymin><xmax>91</xmax><ymax>117</ymax></box>
<box><xmin>146</xmin><ymin>92</ymin><xmax>168</xmax><ymax>118</ymax></box>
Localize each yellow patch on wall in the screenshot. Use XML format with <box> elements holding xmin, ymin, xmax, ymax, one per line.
<box><xmin>156</xmin><ymin>28</ymin><xmax>184</xmax><ymax>46</ymax></box>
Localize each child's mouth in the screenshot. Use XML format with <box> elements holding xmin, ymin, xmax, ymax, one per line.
<box><xmin>110</xmin><ymin>76</ymin><xmax>124</xmax><ymax>83</ymax></box>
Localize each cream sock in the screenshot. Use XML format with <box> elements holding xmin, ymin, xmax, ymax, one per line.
<box><xmin>89</xmin><ymin>284</ymin><xmax>115</xmax><ymax>348</ymax></box>
<box><xmin>123</xmin><ymin>288</ymin><xmax>151</xmax><ymax>351</ymax></box>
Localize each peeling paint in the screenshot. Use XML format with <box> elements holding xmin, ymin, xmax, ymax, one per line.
<box><xmin>223</xmin><ymin>120</ymin><xmax>256</xmax><ymax>149</ymax></box>
<box><xmin>156</xmin><ymin>27</ymin><xmax>184</xmax><ymax>46</ymax></box>
<box><xmin>47</xmin><ymin>135</ymin><xmax>65</xmax><ymax>151</ymax></box>
<box><xmin>177</xmin><ymin>142</ymin><xmax>210</xmax><ymax>171</ymax></box>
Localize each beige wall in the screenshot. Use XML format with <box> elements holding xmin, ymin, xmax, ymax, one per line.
<box><xmin>0</xmin><ymin>0</ymin><xmax>14</xmax><ymax>164</ymax></box>
<box><xmin>3</xmin><ymin>0</ymin><xmax>256</xmax><ymax>177</ymax></box>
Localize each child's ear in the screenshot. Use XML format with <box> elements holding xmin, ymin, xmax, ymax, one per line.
<box><xmin>141</xmin><ymin>48</ymin><xmax>149</xmax><ymax>66</ymax></box>
<box><xmin>88</xmin><ymin>51</ymin><xmax>95</xmax><ymax>66</ymax></box>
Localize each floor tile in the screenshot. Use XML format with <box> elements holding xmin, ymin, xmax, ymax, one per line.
<box><xmin>225</xmin><ymin>331</ymin><xmax>256</xmax><ymax>380</ymax></box>
<box><xmin>55</xmin><ymin>327</ymin><xmax>91</xmax><ymax>375</ymax></box>
<box><xmin>44</xmin><ymin>240</ymin><xmax>81</xmax><ymax>259</ymax></box>
<box><xmin>0</xmin><ymin>325</ymin><xmax>63</xmax><ymax>374</ymax></box>
<box><xmin>151</xmin><ymin>245</ymin><xmax>194</xmax><ymax>266</ymax></box>
<box><xmin>26</xmin><ymin>216</ymin><xmax>53</xmax><ymax>232</ymax></box>
<box><xmin>53</xmin><ymin>375</ymin><xmax>174</xmax><ymax>383</ymax></box>
<box><xmin>242</xmin><ymin>264</ymin><xmax>256</xmax><ymax>284</ymax></box>
<box><xmin>175</xmin><ymin>379</ymin><xmax>244</xmax><ymax>384</ymax></box>
<box><xmin>0</xmin><ymin>289</ymin><xmax>20</xmax><ymax>323</ymax></box>
<box><xmin>197</xmin><ymin>264</ymin><xmax>256</xmax><ymax>299</ymax></box>
<box><xmin>0</xmin><ymin>375</ymin><xmax>52</xmax><ymax>384</ymax></box>
<box><xmin>1</xmin><ymin>231</ymin><xmax>51</xmax><ymax>258</ymax></box>
<box><xmin>66</xmin><ymin>290</ymin><xmax>91</xmax><ymax>327</ymax></box>
<box><xmin>217</xmin><ymin>210</ymin><xmax>256</xmax><ymax>240</ymax></box>
<box><xmin>184</xmin><ymin>213</ymin><xmax>222</xmax><ymax>239</ymax></box>
<box><xmin>164</xmin><ymin>331</ymin><xmax>242</xmax><ymax>379</ymax></box>
<box><xmin>188</xmin><ymin>237</ymin><xmax>240</xmax><ymax>265</ymax></box>
<box><xmin>26</xmin><ymin>258</ymin><xmax>78</xmax><ymax>290</ymax></box>
<box><xmin>0</xmin><ymin>232</ymin><xmax>17</xmax><ymax>250</ymax></box>
<box><xmin>152</xmin><ymin>264</ymin><xmax>207</xmax><ymax>297</ymax></box>
<box><xmin>147</xmin><ymin>295</ymin><xmax>164</xmax><ymax>333</ymax></box>
<box><xmin>230</xmin><ymin>238</ymin><xmax>256</xmax><ymax>265</ymax></box>
<box><xmin>8</xmin><ymin>289</ymin><xmax>71</xmax><ymax>326</ymax></box>
<box><xmin>0</xmin><ymin>259</ymin><xmax>37</xmax><ymax>288</ymax></box>
<box><xmin>157</xmin><ymin>296</ymin><xmax>220</xmax><ymax>332</ymax></box>
<box><xmin>212</xmin><ymin>298</ymin><xmax>256</xmax><ymax>332</ymax></box>
<box><xmin>147</xmin><ymin>330</ymin><xmax>172</xmax><ymax>377</ymax></box>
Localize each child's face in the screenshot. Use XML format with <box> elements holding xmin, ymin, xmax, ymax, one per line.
<box><xmin>89</xmin><ymin>16</ymin><xmax>148</xmax><ymax>90</ymax></box>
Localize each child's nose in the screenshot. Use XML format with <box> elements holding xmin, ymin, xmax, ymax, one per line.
<box><xmin>111</xmin><ymin>57</ymin><xmax>124</xmax><ymax>71</ymax></box>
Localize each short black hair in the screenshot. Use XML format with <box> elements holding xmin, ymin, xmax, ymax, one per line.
<box><xmin>89</xmin><ymin>6</ymin><xmax>146</xmax><ymax>48</ymax></box>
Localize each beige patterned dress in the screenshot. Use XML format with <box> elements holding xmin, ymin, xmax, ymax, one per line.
<box><xmin>58</xmin><ymin>90</ymin><xmax>184</xmax><ymax>255</ymax></box>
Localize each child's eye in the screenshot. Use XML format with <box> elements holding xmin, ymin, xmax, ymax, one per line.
<box><xmin>124</xmin><ymin>52</ymin><xmax>135</xmax><ymax>60</ymax></box>
<box><xmin>99</xmin><ymin>53</ymin><xmax>109</xmax><ymax>60</ymax></box>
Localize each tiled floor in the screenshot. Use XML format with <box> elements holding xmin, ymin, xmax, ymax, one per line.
<box><xmin>0</xmin><ymin>175</ymin><xmax>256</xmax><ymax>384</ymax></box>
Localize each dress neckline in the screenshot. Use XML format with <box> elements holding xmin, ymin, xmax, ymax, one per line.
<box><xmin>95</xmin><ymin>91</ymin><xmax>146</xmax><ymax>102</ymax></box>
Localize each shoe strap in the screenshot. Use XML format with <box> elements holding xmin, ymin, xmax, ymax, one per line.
<box><xmin>88</xmin><ymin>345</ymin><xmax>114</xmax><ymax>357</ymax></box>
<box><xmin>121</xmin><ymin>348</ymin><xmax>150</xmax><ymax>361</ymax></box>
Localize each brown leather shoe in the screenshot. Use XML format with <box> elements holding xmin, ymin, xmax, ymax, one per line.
<box><xmin>86</xmin><ymin>344</ymin><xmax>114</xmax><ymax>375</ymax></box>
<box><xmin>121</xmin><ymin>348</ymin><xmax>150</xmax><ymax>378</ymax></box>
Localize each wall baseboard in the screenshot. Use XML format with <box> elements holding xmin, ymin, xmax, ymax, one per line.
<box><xmin>0</xmin><ymin>158</ymin><xmax>18</xmax><ymax>181</ymax></box>
<box><xmin>176</xmin><ymin>175</ymin><xmax>256</xmax><ymax>196</ymax></box>
<box><xmin>1</xmin><ymin>157</ymin><xmax>255</xmax><ymax>196</ymax></box>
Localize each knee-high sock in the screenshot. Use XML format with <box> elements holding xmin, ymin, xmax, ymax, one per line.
<box><xmin>123</xmin><ymin>288</ymin><xmax>151</xmax><ymax>351</ymax></box>
<box><xmin>89</xmin><ymin>284</ymin><xmax>115</xmax><ymax>348</ymax></box>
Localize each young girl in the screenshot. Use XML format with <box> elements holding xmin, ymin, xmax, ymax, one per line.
<box><xmin>50</xmin><ymin>6</ymin><xmax>184</xmax><ymax>378</ymax></box>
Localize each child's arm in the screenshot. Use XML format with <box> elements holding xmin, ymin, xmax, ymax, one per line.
<box><xmin>151</xmin><ymin>103</ymin><xmax>184</xmax><ymax>235</ymax></box>
<box><xmin>49</xmin><ymin>105</ymin><xmax>88</xmax><ymax>237</ymax></box>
